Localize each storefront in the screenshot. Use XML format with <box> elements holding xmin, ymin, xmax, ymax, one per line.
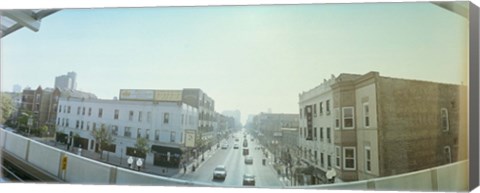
<box><xmin>151</xmin><ymin>145</ymin><xmax>183</xmax><ymax>168</ymax></box>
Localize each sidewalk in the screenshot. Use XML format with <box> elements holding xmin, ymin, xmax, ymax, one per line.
<box><xmin>261</xmin><ymin>147</ymin><xmax>292</xmax><ymax>186</ymax></box>
<box><xmin>35</xmin><ymin>137</ymin><xmax>220</xmax><ymax>178</ymax></box>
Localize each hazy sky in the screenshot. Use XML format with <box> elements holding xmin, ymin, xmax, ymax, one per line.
<box><xmin>1</xmin><ymin>2</ymin><xmax>469</xmax><ymax>124</ymax></box>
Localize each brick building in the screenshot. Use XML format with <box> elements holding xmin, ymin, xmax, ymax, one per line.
<box><xmin>299</xmin><ymin>71</ymin><xmax>467</xmax><ymax>183</ymax></box>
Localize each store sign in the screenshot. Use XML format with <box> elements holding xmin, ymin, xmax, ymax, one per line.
<box><xmin>185</xmin><ymin>130</ymin><xmax>196</xmax><ymax>147</ymax></box>
<box><xmin>119</xmin><ymin>89</ymin><xmax>154</xmax><ymax>101</ymax></box>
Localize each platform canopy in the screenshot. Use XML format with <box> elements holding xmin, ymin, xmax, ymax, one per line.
<box><xmin>0</xmin><ymin>9</ymin><xmax>59</xmax><ymax>38</ymax></box>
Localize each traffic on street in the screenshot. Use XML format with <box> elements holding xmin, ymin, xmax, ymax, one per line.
<box><xmin>175</xmin><ymin>131</ymin><xmax>285</xmax><ymax>187</ymax></box>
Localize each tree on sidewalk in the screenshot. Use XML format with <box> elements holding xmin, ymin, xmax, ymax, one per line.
<box><xmin>91</xmin><ymin>125</ymin><xmax>115</xmax><ymax>159</ymax></box>
<box><xmin>0</xmin><ymin>93</ymin><xmax>16</xmax><ymax>125</ymax></box>
<box><xmin>134</xmin><ymin>137</ymin><xmax>149</xmax><ymax>159</ymax></box>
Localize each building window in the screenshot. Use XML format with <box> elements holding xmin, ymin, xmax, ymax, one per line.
<box><xmin>137</xmin><ymin>128</ymin><xmax>141</xmax><ymax>138</ymax></box>
<box><xmin>327</xmin><ymin>127</ymin><xmax>331</xmax><ymax>143</ymax></box>
<box><xmin>67</xmin><ymin>106</ymin><xmax>71</xmax><ymax>113</ymax></box>
<box><xmin>444</xmin><ymin>146</ymin><xmax>452</xmax><ymax>163</ymax></box>
<box><xmin>147</xmin><ymin>112</ymin><xmax>152</xmax><ymax>123</ymax></box>
<box><xmin>124</xmin><ymin>127</ymin><xmax>132</xmax><ymax>137</ymax></box>
<box><xmin>313</xmin><ymin>104</ymin><xmax>317</xmax><ymax>117</ymax></box>
<box><xmin>59</xmin><ymin>105</ymin><xmax>62</xmax><ymax>113</ymax></box>
<box><xmin>98</xmin><ymin>108</ymin><xmax>103</xmax><ymax>118</ymax></box>
<box><xmin>66</xmin><ymin>119</ymin><xmax>69</xmax><ymax>127</ymax></box>
<box><xmin>335</xmin><ymin>108</ymin><xmax>340</xmax><ymax>129</ymax></box>
<box><xmin>335</xmin><ymin>146</ymin><xmax>341</xmax><ymax>169</ymax></box>
<box><xmin>327</xmin><ymin>155</ymin><xmax>332</xmax><ymax>168</ymax></box>
<box><xmin>364</xmin><ymin>103</ymin><xmax>370</xmax><ymax>128</ymax></box>
<box><xmin>342</xmin><ymin>107</ymin><xmax>355</xmax><ymax>129</ymax></box>
<box><xmin>441</xmin><ymin>108</ymin><xmax>449</xmax><ymax>132</ymax></box>
<box><xmin>114</xmin><ymin>109</ymin><xmax>119</xmax><ymax>120</ymax></box>
<box><xmin>82</xmin><ymin>107</ymin><xmax>85</xmax><ymax>115</ymax></box>
<box><xmin>313</xmin><ymin>127</ymin><xmax>317</xmax><ymax>140</ymax></box>
<box><xmin>57</xmin><ymin>118</ymin><xmax>61</xmax><ymax>125</ymax></box>
<box><xmin>128</xmin><ymin>111</ymin><xmax>134</xmax><ymax>121</ymax></box>
<box><xmin>145</xmin><ymin>129</ymin><xmax>150</xmax><ymax>140</ymax></box>
<box><xmin>76</xmin><ymin>120</ymin><xmax>79</xmax><ymax>129</ymax></box>
<box><xmin>365</xmin><ymin>146</ymin><xmax>372</xmax><ymax>173</ymax></box>
<box><xmin>164</xmin><ymin>113</ymin><xmax>169</xmax><ymax>124</ymax></box>
<box><xmin>77</xmin><ymin>107</ymin><xmax>81</xmax><ymax>115</ymax></box>
<box><xmin>155</xmin><ymin>130</ymin><xmax>160</xmax><ymax>141</ymax></box>
<box><xmin>112</xmin><ymin>125</ymin><xmax>118</xmax><ymax>136</ymax></box>
<box><xmin>314</xmin><ymin>151</ymin><xmax>318</xmax><ymax>165</ymax></box>
<box><xmin>88</xmin><ymin>108</ymin><xmax>92</xmax><ymax>116</ymax></box>
<box><xmin>320</xmin><ymin>153</ymin><xmax>324</xmax><ymax>168</ymax></box>
<box><xmin>320</xmin><ymin>127</ymin><xmax>324</xmax><ymax>141</ymax></box>
<box><xmin>319</xmin><ymin>102</ymin><xmax>323</xmax><ymax>115</ymax></box>
<box><xmin>343</xmin><ymin>147</ymin><xmax>356</xmax><ymax>170</ymax></box>
<box><xmin>326</xmin><ymin>100</ymin><xmax>331</xmax><ymax>115</ymax></box>
<box><xmin>138</xmin><ymin>111</ymin><xmax>143</xmax><ymax>122</ymax></box>
<box><xmin>86</xmin><ymin>122</ymin><xmax>90</xmax><ymax>131</ymax></box>
<box><xmin>81</xmin><ymin>121</ymin><xmax>84</xmax><ymax>130</ymax></box>
<box><xmin>170</xmin><ymin>131</ymin><xmax>176</xmax><ymax>143</ymax></box>
<box><xmin>299</xmin><ymin>108</ymin><xmax>303</xmax><ymax>119</ymax></box>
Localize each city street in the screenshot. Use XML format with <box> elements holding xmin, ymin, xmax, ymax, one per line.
<box><xmin>175</xmin><ymin>133</ymin><xmax>285</xmax><ymax>187</ymax></box>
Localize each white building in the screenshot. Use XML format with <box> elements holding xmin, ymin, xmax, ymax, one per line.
<box><xmin>56</xmin><ymin>97</ymin><xmax>198</xmax><ymax>168</ymax></box>
<box><xmin>298</xmin><ymin>75</ymin><xmax>337</xmax><ymax>184</ymax></box>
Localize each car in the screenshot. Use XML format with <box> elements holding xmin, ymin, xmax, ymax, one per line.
<box><xmin>213</xmin><ymin>165</ymin><xmax>227</xmax><ymax>180</ymax></box>
<box><xmin>234</xmin><ymin>144</ymin><xmax>239</xmax><ymax>149</ymax></box>
<box><xmin>221</xmin><ymin>143</ymin><xmax>229</xmax><ymax>149</ymax></box>
<box><xmin>244</xmin><ymin>156</ymin><xmax>253</xmax><ymax>164</ymax></box>
<box><xmin>243</xmin><ymin>174</ymin><xmax>255</xmax><ymax>186</ymax></box>
<box><xmin>243</xmin><ymin>148</ymin><xmax>249</xmax><ymax>156</ymax></box>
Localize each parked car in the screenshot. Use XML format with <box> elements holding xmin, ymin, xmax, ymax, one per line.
<box><xmin>243</xmin><ymin>173</ymin><xmax>255</xmax><ymax>186</ymax></box>
<box><xmin>221</xmin><ymin>143</ymin><xmax>229</xmax><ymax>149</ymax></box>
<box><xmin>213</xmin><ymin>165</ymin><xmax>227</xmax><ymax>180</ymax></box>
<box><xmin>244</xmin><ymin>156</ymin><xmax>253</xmax><ymax>164</ymax></box>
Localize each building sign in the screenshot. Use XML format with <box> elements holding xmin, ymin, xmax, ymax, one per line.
<box><xmin>154</xmin><ymin>90</ymin><xmax>182</xmax><ymax>102</ymax></box>
<box><xmin>185</xmin><ymin>130</ymin><xmax>196</xmax><ymax>147</ymax></box>
<box><xmin>61</xmin><ymin>156</ymin><xmax>68</xmax><ymax>171</ymax></box>
<box><xmin>119</xmin><ymin>89</ymin><xmax>155</xmax><ymax>101</ymax></box>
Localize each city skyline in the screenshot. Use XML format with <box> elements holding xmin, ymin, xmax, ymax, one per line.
<box><xmin>1</xmin><ymin>2</ymin><xmax>468</xmax><ymax>124</ymax></box>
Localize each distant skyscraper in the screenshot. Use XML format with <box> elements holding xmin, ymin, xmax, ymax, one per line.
<box><xmin>222</xmin><ymin>110</ymin><xmax>242</xmax><ymax>128</ymax></box>
<box><xmin>12</xmin><ymin>84</ymin><xmax>22</xmax><ymax>93</ymax></box>
<box><xmin>55</xmin><ymin>71</ymin><xmax>77</xmax><ymax>90</ymax></box>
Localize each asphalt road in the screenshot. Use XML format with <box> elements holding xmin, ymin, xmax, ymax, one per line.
<box><xmin>177</xmin><ymin>133</ymin><xmax>283</xmax><ymax>188</ymax></box>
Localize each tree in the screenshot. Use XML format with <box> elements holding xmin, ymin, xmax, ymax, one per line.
<box><xmin>0</xmin><ymin>93</ymin><xmax>16</xmax><ymax>124</ymax></box>
<box><xmin>17</xmin><ymin>111</ymin><xmax>32</xmax><ymax>133</ymax></box>
<box><xmin>37</xmin><ymin>125</ymin><xmax>49</xmax><ymax>137</ymax></box>
<box><xmin>134</xmin><ymin>137</ymin><xmax>149</xmax><ymax>158</ymax></box>
<box><xmin>91</xmin><ymin>125</ymin><xmax>115</xmax><ymax>159</ymax></box>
